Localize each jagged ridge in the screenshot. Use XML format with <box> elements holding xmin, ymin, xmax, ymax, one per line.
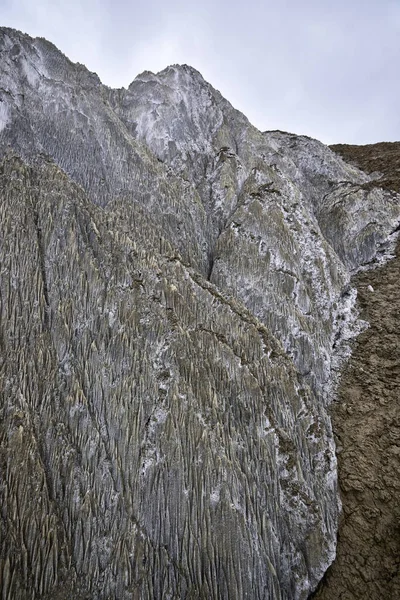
<box><xmin>0</xmin><ymin>26</ymin><xmax>399</xmax><ymax>600</ymax></box>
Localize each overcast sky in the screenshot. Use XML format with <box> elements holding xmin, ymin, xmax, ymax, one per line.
<box><xmin>1</xmin><ymin>0</ymin><xmax>399</xmax><ymax>144</ymax></box>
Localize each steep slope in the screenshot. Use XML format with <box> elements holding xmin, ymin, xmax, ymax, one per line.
<box><xmin>0</xmin><ymin>27</ymin><xmax>399</xmax><ymax>599</ymax></box>
<box><xmin>0</xmin><ymin>29</ymin><xmax>209</xmax><ymax>274</ymax></box>
<box><xmin>0</xmin><ymin>154</ymin><xmax>337</xmax><ymax>599</ymax></box>
<box><xmin>109</xmin><ymin>71</ymin><xmax>400</xmax><ymax>398</ymax></box>
<box><xmin>313</xmin><ymin>240</ymin><xmax>400</xmax><ymax>600</ymax></box>
<box><xmin>311</xmin><ymin>144</ymin><xmax>400</xmax><ymax>599</ymax></box>
<box><xmin>330</xmin><ymin>141</ymin><xmax>400</xmax><ymax>193</ymax></box>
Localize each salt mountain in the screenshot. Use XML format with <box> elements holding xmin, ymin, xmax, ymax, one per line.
<box><xmin>0</xmin><ymin>27</ymin><xmax>398</xmax><ymax>600</ymax></box>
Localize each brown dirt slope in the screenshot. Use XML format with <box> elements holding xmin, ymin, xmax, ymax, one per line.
<box><xmin>330</xmin><ymin>142</ymin><xmax>400</xmax><ymax>193</ymax></box>
<box><xmin>313</xmin><ymin>145</ymin><xmax>400</xmax><ymax>599</ymax></box>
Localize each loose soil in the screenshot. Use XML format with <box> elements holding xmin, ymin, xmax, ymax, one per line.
<box><xmin>330</xmin><ymin>141</ymin><xmax>400</xmax><ymax>193</ymax></box>
<box><xmin>312</xmin><ymin>144</ymin><xmax>400</xmax><ymax>599</ymax></box>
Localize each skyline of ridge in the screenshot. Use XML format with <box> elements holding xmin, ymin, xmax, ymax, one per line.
<box><xmin>1</xmin><ymin>0</ymin><xmax>399</xmax><ymax>145</ymax></box>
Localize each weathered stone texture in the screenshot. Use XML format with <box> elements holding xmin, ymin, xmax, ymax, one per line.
<box><xmin>0</xmin><ymin>27</ymin><xmax>399</xmax><ymax>600</ymax></box>
<box><xmin>0</xmin><ymin>156</ymin><xmax>337</xmax><ymax>599</ymax></box>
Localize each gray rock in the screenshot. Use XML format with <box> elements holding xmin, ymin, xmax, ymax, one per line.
<box><xmin>0</xmin><ymin>26</ymin><xmax>399</xmax><ymax>600</ymax></box>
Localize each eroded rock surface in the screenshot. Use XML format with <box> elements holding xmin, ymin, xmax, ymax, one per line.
<box><xmin>0</xmin><ymin>154</ymin><xmax>338</xmax><ymax>600</ymax></box>
<box><xmin>0</xmin><ymin>27</ymin><xmax>399</xmax><ymax>599</ymax></box>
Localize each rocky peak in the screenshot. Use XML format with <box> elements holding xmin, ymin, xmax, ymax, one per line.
<box><xmin>0</xmin><ymin>27</ymin><xmax>399</xmax><ymax>600</ymax></box>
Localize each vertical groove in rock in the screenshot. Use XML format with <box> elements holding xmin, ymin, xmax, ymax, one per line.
<box><xmin>0</xmin><ymin>27</ymin><xmax>400</xmax><ymax>599</ymax></box>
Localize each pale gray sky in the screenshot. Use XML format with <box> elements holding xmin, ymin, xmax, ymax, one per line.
<box><xmin>1</xmin><ymin>0</ymin><xmax>399</xmax><ymax>144</ymax></box>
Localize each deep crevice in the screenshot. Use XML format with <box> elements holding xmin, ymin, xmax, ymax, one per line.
<box><xmin>31</xmin><ymin>200</ymin><xmax>51</xmax><ymax>330</ymax></box>
<box><xmin>34</xmin><ymin>215</ymin><xmax>50</xmax><ymax>307</ymax></box>
<box><xmin>206</xmin><ymin>252</ymin><xmax>214</xmax><ymax>281</ymax></box>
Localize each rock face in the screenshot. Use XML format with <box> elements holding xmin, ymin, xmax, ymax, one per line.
<box><xmin>0</xmin><ymin>27</ymin><xmax>399</xmax><ymax>600</ymax></box>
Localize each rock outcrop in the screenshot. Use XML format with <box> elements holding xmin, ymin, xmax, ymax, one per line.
<box><xmin>0</xmin><ymin>27</ymin><xmax>399</xmax><ymax>599</ymax></box>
